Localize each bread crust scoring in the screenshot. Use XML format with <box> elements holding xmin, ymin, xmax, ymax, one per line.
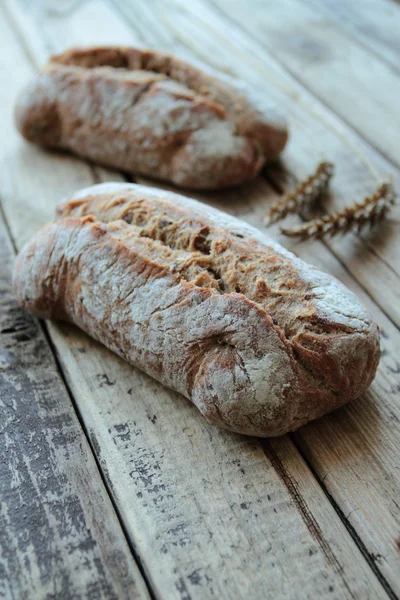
<box><xmin>15</xmin><ymin>46</ymin><xmax>288</xmax><ymax>190</ymax></box>
<box><xmin>13</xmin><ymin>183</ymin><xmax>380</xmax><ymax>436</ymax></box>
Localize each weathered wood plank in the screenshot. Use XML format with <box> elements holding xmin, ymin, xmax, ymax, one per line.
<box><xmin>50</xmin><ymin>320</ymin><xmax>393</xmax><ymax>599</ymax></box>
<box><xmin>110</xmin><ymin>1</ymin><xmax>400</xmax><ymax>593</ymax></box>
<box><xmin>146</xmin><ymin>174</ymin><xmax>400</xmax><ymax>595</ymax></box>
<box><xmin>0</xmin><ymin>1</ymin><xmax>394</xmax><ymax>599</ymax></box>
<box><xmin>0</xmin><ymin>188</ymin><xmax>150</xmax><ymax>599</ymax></box>
<box><xmin>15</xmin><ymin>0</ymin><xmax>400</xmax><ymax>594</ymax></box>
<box><xmin>212</xmin><ymin>0</ymin><xmax>400</xmax><ymax>169</ymax></box>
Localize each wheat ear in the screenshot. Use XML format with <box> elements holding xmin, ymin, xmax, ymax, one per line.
<box><xmin>280</xmin><ymin>182</ymin><xmax>396</xmax><ymax>239</ymax></box>
<box><xmin>264</xmin><ymin>161</ymin><xmax>334</xmax><ymax>225</ymax></box>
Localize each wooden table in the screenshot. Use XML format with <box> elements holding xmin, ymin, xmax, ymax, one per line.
<box><xmin>1</xmin><ymin>1</ymin><xmax>399</xmax><ymax>598</ymax></box>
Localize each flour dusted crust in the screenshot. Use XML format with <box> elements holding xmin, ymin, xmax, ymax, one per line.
<box><xmin>13</xmin><ymin>183</ymin><xmax>380</xmax><ymax>436</ymax></box>
<box><xmin>15</xmin><ymin>46</ymin><xmax>288</xmax><ymax>190</ymax></box>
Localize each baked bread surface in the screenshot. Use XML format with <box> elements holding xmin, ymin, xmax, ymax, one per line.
<box><xmin>15</xmin><ymin>46</ymin><xmax>288</xmax><ymax>190</ymax></box>
<box><xmin>13</xmin><ymin>183</ymin><xmax>380</xmax><ymax>436</ymax></box>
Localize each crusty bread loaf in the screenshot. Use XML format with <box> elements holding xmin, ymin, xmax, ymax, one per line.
<box><xmin>13</xmin><ymin>183</ymin><xmax>379</xmax><ymax>436</ymax></box>
<box><xmin>14</xmin><ymin>46</ymin><xmax>288</xmax><ymax>190</ymax></box>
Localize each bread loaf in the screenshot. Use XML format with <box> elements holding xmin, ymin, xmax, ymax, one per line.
<box><xmin>13</xmin><ymin>183</ymin><xmax>379</xmax><ymax>436</ymax></box>
<box><xmin>15</xmin><ymin>46</ymin><xmax>288</xmax><ymax>190</ymax></box>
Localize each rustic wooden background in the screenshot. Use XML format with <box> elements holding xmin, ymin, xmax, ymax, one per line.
<box><xmin>1</xmin><ymin>0</ymin><xmax>399</xmax><ymax>598</ymax></box>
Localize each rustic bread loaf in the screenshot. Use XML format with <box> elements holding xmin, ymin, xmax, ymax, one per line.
<box><xmin>14</xmin><ymin>46</ymin><xmax>288</xmax><ymax>190</ymax></box>
<box><xmin>13</xmin><ymin>183</ymin><xmax>379</xmax><ymax>436</ymax></box>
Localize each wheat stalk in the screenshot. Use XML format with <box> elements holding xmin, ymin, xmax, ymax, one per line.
<box><xmin>280</xmin><ymin>182</ymin><xmax>396</xmax><ymax>239</ymax></box>
<box><xmin>265</xmin><ymin>161</ymin><xmax>334</xmax><ymax>225</ymax></box>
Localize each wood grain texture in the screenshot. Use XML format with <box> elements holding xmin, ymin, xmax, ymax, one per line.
<box><xmin>117</xmin><ymin>1</ymin><xmax>400</xmax><ymax>592</ymax></box>
<box><xmin>1</xmin><ymin>0</ymin><xmax>396</xmax><ymax>598</ymax></box>
<box><xmin>0</xmin><ymin>196</ymin><xmax>150</xmax><ymax>599</ymax></box>
<box><xmin>111</xmin><ymin>2</ymin><xmax>400</xmax><ymax>593</ymax></box>
<box><xmin>18</xmin><ymin>0</ymin><xmax>400</xmax><ymax>594</ymax></box>
<box><xmin>138</xmin><ymin>176</ymin><xmax>400</xmax><ymax>596</ymax></box>
<box><xmin>212</xmin><ymin>0</ymin><xmax>400</xmax><ymax>169</ymax></box>
<box><xmin>46</xmin><ymin>321</ymin><xmax>390</xmax><ymax>600</ymax></box>
<box><xmin>304</xmin><ymin>0</ymin><xmax>400</xmax><ymax>73</ymax></box>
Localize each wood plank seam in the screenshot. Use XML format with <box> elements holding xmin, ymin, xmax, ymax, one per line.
<box><xmin>260</xmin><ymin>440</ymin><xmax>394</xmax><ymax>600</ymax></box>
<box><xmin>261</xmin><ymin>442</ymin><xmax>345</xmax><ymax>571</ymax></box>
<box><xmin>286</xmin><ymin>436</ymin><xmax>399</xmax><ymax>600</ymax></box>
<box><xmin>41</xmin><ymin>313</ymin><xmax>160</xmax><ymax>600</ymax></box>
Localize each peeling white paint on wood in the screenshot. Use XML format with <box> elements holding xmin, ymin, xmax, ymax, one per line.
<box><xmin>0</xmin><ymin>218</ymin><xmax>150</xmax><ymax>599</ymax></box>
